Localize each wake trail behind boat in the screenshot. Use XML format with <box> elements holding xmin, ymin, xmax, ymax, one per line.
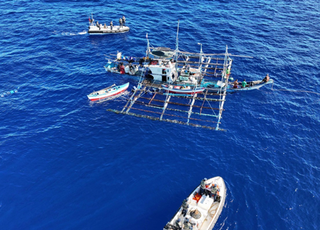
<box><xmin>55</xmin><ymin>31</ymin><xmax>87</xmax><ymax>36</ymax></box>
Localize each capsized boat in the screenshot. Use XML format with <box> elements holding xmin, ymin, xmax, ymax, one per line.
<box><xmin>162</xmin><ymin>84</ymin><xmax>205</xmax><ymax>94</ymax></box>
<box><xmin>164</xmin><ymin>177</ymin><xmax>226</xmax><ymax>230</ymax></box>
<box><xmin>88</xmin><ymin>15</ymin><xmax>129</xmax><ymax>35</ymax></box>
<box><xmin>87</xmin><ymin>82</ymin><xmax>129</xmax><ymax>101</ymax></box>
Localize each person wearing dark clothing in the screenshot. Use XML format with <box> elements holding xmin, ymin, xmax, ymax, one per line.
<box><xmin>199</xmin><ymin>178</ymin><xmax>207</xmax><ymax>195</ymax></box>
<box><xmin>262</xmin><ymin>74</ymin><xmax>270</xmax><ymax>83</ymax></box>
<box><xmin>210</xmin><ymin>185</ymin><xmax>218</xmax><ymax>199</ymax></box>
<box><xmin>119</xmin><ymin>18</ymin><xmax>123</xmax><ymax>28</ymax></box>
<box><xmin>181</xmin><ymin>199</ymin><xmax>188</xmax><ymax>217</ymax></box>
<box><xmin>110</xmin><ymin>21</ymin><xmax>113</xmax><ymax>30</ymax></box>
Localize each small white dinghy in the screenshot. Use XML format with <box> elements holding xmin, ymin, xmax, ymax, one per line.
<box><xmin>87</xmin><ymin>82</ymin><xmax>129</xmax><ymax>101</ymax></box>
<box><xmin>164</xmin><ymin>176</ymin><xmax>226</xmax><ymax>230</ymax></box>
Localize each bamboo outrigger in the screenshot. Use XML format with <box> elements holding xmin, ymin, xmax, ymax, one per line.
<box><xmin>104</xmin><ymin>21</ymin><xmax>271</xmax><ymax>131</ymax></box>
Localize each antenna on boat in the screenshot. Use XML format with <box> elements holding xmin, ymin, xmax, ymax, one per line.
<box><xmin>198</xmin><ymin>43</ymin><xmax>203</xmax><ymax>82</ymax></box>
<box><xmin>175</xmin><ymin>20</ymin><xmax>180</xmax><ymax>62</ymax></box>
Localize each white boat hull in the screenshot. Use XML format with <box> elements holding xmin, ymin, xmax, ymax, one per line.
<box><xmin>162</xmin><ymin>84</ymin><xmax>205</xmax><ymax>94</ymax></box>
<box><xmin>87</xmin><ymin>83</ymin><xmax>129</xmax><ymax>101</ymax></box>
<box><xmin>88</xmin><ymin>25</ymin><xmax>129</xmax><ymax>35</ymax></box>
<box><xmin>164</xmin><ymin>176</ymin><xmax>226</xmax><ymax>230</ymax></box>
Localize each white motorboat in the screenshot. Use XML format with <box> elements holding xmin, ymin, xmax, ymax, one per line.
<box><xmin>88</xmin><ymin>15</ymin><xmax>129</xmax><ymax>35</ymax></box>
<box><xmin>164</xmin><ymin>177</ymin><xmax>226</xmax><ymax>230</ymax></box>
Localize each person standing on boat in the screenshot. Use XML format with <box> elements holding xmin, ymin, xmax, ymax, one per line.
<box><xmin>242</xmin><ymin>79</ymin><xmax>248</xmax><ymax>88</ymax></box>
<box><xmin>110</xmin><ymin>20</ymin><xmax>113</xmax><ymax>30</ymax></box>
<box><xmin>119</xmin><ymin>18</ymin><xmax>123</xmax><ymax>28</ymax></box>
<box><xmin>183</xmin><ymin>218</ymin><xmax>191</xmax><ymax>230</ymax></box>
<box><xmin>262</xmin><ymin>74</ymin><xmax>270</xmax><ymax>83</ymax></box>
<box><xmin>122</xmin><ymin>15</ymin><xmax>126</xmax><ymax>26</ymax></box>
<box><xmin>181</xmin><ymin>199</ymin><xmax>188</xmax><ymax>217</ymax></box>
<box><xmin>199</xmin><ymin>178</ymin><xmax>207</xmax><ymax>195</ymax></box>
<box><xmin>210</xmin><ymin>185</ymin><xmax>218</xmax><ymax>199</ymax></box>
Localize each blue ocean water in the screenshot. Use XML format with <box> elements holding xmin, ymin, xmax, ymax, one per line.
<box><xmin>1</xmin><ymin>0</ymin><xmax>320</xmax><ymax>229</ymax></box>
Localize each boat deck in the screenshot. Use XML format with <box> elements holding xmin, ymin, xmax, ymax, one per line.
<box><xmin>163</xmin><ymin>177</ymin><xmax>226</xmax><ymax>230</ymax></box>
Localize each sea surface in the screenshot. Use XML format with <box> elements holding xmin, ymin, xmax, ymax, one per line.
<box><xmin>1</xmin><ymin>0</ymin><xmax>320</xmax><ymax>229</ymax></box>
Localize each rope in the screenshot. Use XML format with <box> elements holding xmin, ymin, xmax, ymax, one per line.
<box><xmin>271</xmin><ymin>82</ymin><xmax>320</xmax><ymax>96</ymax></box>
<box><xmin>205</xmin><ymin>97</ymin><xmax>218</xmax><ymax>116</ymax></box>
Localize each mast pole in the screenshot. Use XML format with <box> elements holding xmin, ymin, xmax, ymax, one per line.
<box><xmin>175</xmin><ymin>20</ymin><xmax>180</xmax><ymax>62</ymax></box>
<box><xmin>198</xmin><ymin>43</ymin><xmax>203</xmax><ymax>76</ymax></box>
<box><xmin>146</xmin><ymin>33</ymin><xmax>150</xmax><ymax>58</ymax></box>
<box><xmin>216</xmin><ymin>45</ymin><xmax>229</xmax><ymax>130</ymax></box>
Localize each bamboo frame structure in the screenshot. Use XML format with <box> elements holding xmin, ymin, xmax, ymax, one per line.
<box><xmin>106</xmin><ymin>45</ymin><xmax>234</xmax><ymax>131</ymax></box>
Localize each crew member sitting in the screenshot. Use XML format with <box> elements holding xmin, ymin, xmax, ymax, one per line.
<box><xmin>233</xmin><ymin>79</ymin><xmax>238</xmax><ymax>88</ymax></box>
<box><xmin>262</xmin><ymin>74</ymin><xmax>270</xmax><ymax>83</ymax></box>
<box><xmin>119</xmin><ymin>64</ymin><xmax>125</xmax><ymax>74</ymax></box>
<box><xmin>242</xmin><ymin>79</ymin><xmax>247</xmax><ymax>88</ymax></box>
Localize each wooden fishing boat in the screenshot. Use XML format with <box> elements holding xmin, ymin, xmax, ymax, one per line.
<box><xmin>229</xmin><ymin>79</ymin><xmax>273</xmax><ymax>92</ymax></box>
<box><xmin>87</xmin><ymin>82</ymin><xmax>129</xmax><ymax>101</ymax></box>
<box><xmin>164</xmin><ymin>176</ymin><xmax>226</xmax><ymax>230</ymax></box>
<box><xmin>162</xmin><ymin>84</ymin><xmax>205</xmax><ymax>94</ymax></box>
<box><xmin>106</xmin><ymin>21</ymin><xmax>273</xmax><ymax>131</ymax></box>
<box><xmin>204</xmin><ymin>79</ymin><xmax>274</xmax><ymax>93</ymax></box>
